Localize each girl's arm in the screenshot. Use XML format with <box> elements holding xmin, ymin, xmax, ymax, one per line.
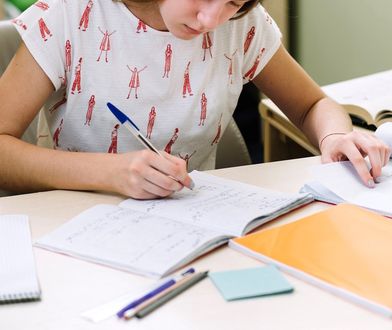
<box><xmin>252</xmin><ymin>44</ymin><xmax>390</xmax><ymax>186</ymax></box>
<box><xmin>0</xmin><ymin>42</ymin><xmax>192</xmax><ymax>199</ymax></box>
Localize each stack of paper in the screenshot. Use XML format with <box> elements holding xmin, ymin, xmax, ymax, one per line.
<box><xmin>301</xmin><ymin>160</ymin><xmax>392</xmax><ymax>216</ymax></box>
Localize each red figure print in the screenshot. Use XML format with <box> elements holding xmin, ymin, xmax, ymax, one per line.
<box><xmin>38</xmin><ymin>18</ymin><xmax>52</xmax><ymax>41</ymax></box>
<box><xmin>162</xmin><ymin>44</ymin><xmax>172</xmax><ymax>78</ymax></box>
<box><xmin>224</xmin><ymin>50</ymin><xmax>237</xmax><ymax>84</ymax></box>
<box><xmin>127</xmin><ymin>65</ymin><xmax>147</xmax><ymax>99</ymax></box>
<box><xmin>79</xmin><ymin>0</ymin><xmax>93</xmax><ymax>31</ymax></box>
<box><xmin>59</xmin><ymin>73</ymin><xmax>67</xmax><ymax>87</ymax></box>
<box><xmin>35</xmin><ymin>1</ymin><xmax>49</xmax><ymax>10</ymax></box>
<box><xmin>84</xmin><ymin>95</ymin><xmax>95</xmax><ymax>125</ymax></box>
<box><xmin>12</xmin><ymin>19</ymin><xmax>27</xmax><ymax>30</ymax></box>
<box><xmin>244</xmin><ymin>26</ymin><xmax>255</xmax><ymax>54</ymax></box>
<box><xmin>71</xmin><ymin>57</ymin><xmax>83</xmax><ymax>94</ymax></box>
<box><xmin>65</xmin><ymin>40</ymin><xmax>71</xmax><ymax>72</ymax></box>
<box><xmin>199</xmin><ymin>92</ymin><xmax>207</xmax><ymax>126</ymax></box>
<box><xmin>53</xmin><ymin>118</ymin><xmax>64</xmax><ymax>148</ymax></box>
<box><xmin>108</xmin><ymin>124</ymin><xmax>120</xmax><ymax>153</ymax></box>
<box><xmin>146</xmin><ymin>106</ymin><xmax>156</xmax><ymax>139</ymax></box>
<box><xmin>97</xmin><ymin>27</ymin><xmax>116</xmax><ymax>62</ymax></box>
<box><xmin>49</xmin><ymin>92</ymin><xmax>67</xmax><ymax>114</ymax></box>
<box><xmin>136</xmin><ymin>19</ymin><xmax>147</xmax><ymax>33</ymax></box>
<box><xmin>164</xmin><ymin>128</ymin><xmax>179</xmax><ymax>154</ymax></box>
<box><xmin>243</xmin><ymin>47</ymin><xmax>265</xmax><ymax>81</ymax></box>
<box><xmin>211</xmin><ymin>114</ymin><xmax>223</xmax><ymax>146</ymax></box>
<box><xmin>202</xmin><ymin>32</ymin><xmax>213</xmax><ymax>61</ymax></box>
<box><xmin>264</xmin><ymin>8</ymin><xmax>273</xmax><ymax>24</ymax></box>
<box><xmin>182</xmin><ymin>61</ymin><xmax>193</xmax><ymax>98</ymax></box>
<box><xmin>179</xmin><ymin>150</ymin><xmax>196</xmax><ymax>170</ymax></box>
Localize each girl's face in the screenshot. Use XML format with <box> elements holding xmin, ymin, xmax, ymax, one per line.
<box><xmin>157</xmin><ymin>0</ymin><xmax>253</xmax><ymax>40</ymax></box>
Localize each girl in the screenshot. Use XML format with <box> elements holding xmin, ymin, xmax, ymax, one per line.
<box><xmin>0</xmin><ymin>0</ymin><xmax>389</xmax><ymax>199</ymax></box>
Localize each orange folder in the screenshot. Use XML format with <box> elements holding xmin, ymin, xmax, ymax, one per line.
<box><xmin>230</xmin><ymin>204</ymin><xmax>392</xmax><ymax>317</ymax></box>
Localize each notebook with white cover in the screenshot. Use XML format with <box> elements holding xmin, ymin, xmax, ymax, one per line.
<box><xmin>0</xmin><ymin>215</ymin><xmax>41</xmax><ymax>303</ymax></box>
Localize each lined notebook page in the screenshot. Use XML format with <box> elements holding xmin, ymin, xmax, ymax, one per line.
<box><xmin>0</xmin><ymin>215</ymin><xmax>41</xmax><ymax>303</ymax></box>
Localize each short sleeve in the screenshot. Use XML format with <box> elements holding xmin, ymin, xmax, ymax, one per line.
<box><xmin>241</xmin><ymin>5</ymin><xmax>282</xmax><ymax>83</ymax></box>
<box><xmin>13</xmin><ymin>0</ymin><xmax>66</xmax><ymax>90</ymax></box>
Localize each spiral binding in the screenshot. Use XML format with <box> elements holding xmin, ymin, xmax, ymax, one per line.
<box><xmin>0</xmin><ymin>291</ymin><xmax>41</xmax><ymax>304</ymax></box>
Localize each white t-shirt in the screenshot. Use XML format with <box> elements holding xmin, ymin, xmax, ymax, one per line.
<box><xmin>14</xmin><ymin>0</ymin><xmax>281</xmax><ymax>170</ymax></box>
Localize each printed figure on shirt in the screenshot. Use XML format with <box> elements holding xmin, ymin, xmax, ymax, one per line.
<box><xmin>35</xmin><ymin>1</ymin><xmax>49</xmax><ymax>10</ymax></box>
<box><xmin>49</xmin><ymin>92</ymin><xmax>67</xmax><ymax>114</ymax></box>
<box><xmin>108</xmin><ymin>124</ymin><xmax>120</xmax><ymax>154</ymax></box>
<box><xmin>264</xmin><ymin>8</ymin><xmax>273</xmax><ymax>24</ymax></box>
<box><xmin>244</xmin><ymin>26</ymin><xmax>255</xmax><ymax>54</ymax></box>
<box><xmin>71</xmin><ymin>57</ymin><xmax>83</xmax><ymax>94</ymax></box>
<box><xmin>38</xmin><ymin>18</ymin><xmax>52</xmax><ymax>42</ymax></box>
<box><xmin>127</xmin><ymin>65</ymin><xmax>147</xmax><ymax>99</ymax></box>
<box><xmin>79</xmin><ymin>0</ymin><xmax>93</xmax><ymax>31</ymax></box>
<box><xmin>84</xmin><ymin>95</ymin><xmax>95</xmax><ymax>126</ymax></box>
<box><xmin>59</xmin><ymin>72</ymin><xmax>67</xmax><ymax>87</ymax></box>
<box><xmin>182</xmin><ymin>61</ymin><xmax>193</xmax><ymax>98</ymax></box>
<box><xmin>224</xmin><ymin>50</ymin><xmax>237</xmax><ymax>84</ymax></box>
<box><xmin>164</xmin><ymin>128</ymin><xmax>179</xmax><ymax>154</ymax></box>
<box><xmin>53</xmin><ymin>118</ymin><xmax>64</xmax><ymax>148</ymax></box>
<box><xmin>12</xmin><ymin>19</ymin><xmax>27</xmax><ymax>30</ymax></box>
<box><xmin>162</xmin><ymin>44</ymin><xmax>172</xmax><ymax>78</ymax></box>
<box><xmin>136</xmin><ymin>19</ymin><xmax>147</xmax><ymax>33</ymax></box>
<box><xmin>202</xmin><ymin>32</ymin><xmax>212</xmax><ymax>61</ymax></box>
<box><xmin>211</xmin><ymin>114</ymin><xmax>223</xmax><ymax>146</ymax></box>
<box><xmin>199</xmin><ymin>93</ymin><xmax>207</xmax><ymax>126</ymax></box>
<box><xmin>146</xmin><ymin>106</ymin><xmax>157</xmax><ymax>139</ymax></box>
<box><xmin>97</xmin><ymin>27</ymin><xmax>116</xmax><ymax>62</ymax></box>
<box><xmin>243</xmin><ymin>47</ymin><xmax>265</xmax><ymax>81</ymax></box>
<box><xmin>65</xmin><ymin>40</ymin><xmax>72</xmax><ymax>72</ymax></box>
<box><xmin>179</xmin><ymin>150</ymin><xmax>196</xmax><ymax>170</ymax></box>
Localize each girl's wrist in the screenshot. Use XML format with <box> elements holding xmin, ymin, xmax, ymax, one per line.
<box><xmin>318</xmin><ymin>132</ymin><xmax>347</xmax><ymax>150</ymax></box>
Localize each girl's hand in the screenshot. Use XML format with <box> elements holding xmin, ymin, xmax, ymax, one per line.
<box><xmin>111</xmin><ymin>150</ymin><xmax>194</xmax><ymax>199</ymax></box>
<box><xmin>320</xmin><ymin>131</ymin><xmax>391</xmax><ymax>187</ymax></box>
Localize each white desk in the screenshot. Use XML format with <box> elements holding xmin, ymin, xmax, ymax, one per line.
<box><xmin>1</xmin><ymin>157</ymin><xmax>391</xmax><ymax>330</ymax></box>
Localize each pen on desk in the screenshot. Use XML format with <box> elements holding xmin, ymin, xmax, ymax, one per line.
<box><xmin>116</xmin><ymin>267</ymin><xmax>195</xmax><ymax>318</ymax></box>
<box><xmin>123</xmin><ymin>272</ymin><xmax>195</xmax><ymax>320</ymax></box>
<box><xmin>133</xmin><ymin>271</ymin><xmax>209</xmax><ymax>319</ymax></box>
<box><xmin>106</xmin><ymin>102</ymin><xmax>194</xmax><ymax>190</ymax></box>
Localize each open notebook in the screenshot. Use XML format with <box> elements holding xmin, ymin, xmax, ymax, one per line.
<box><xmin>230</xmin><ymin>204</ymin><xmax>392</xmax><ymax>317</ymax></box>
<box><xmin>0</xmin><ymin>215</ymin><xmax>41</xmax><ymax>303</ymax></box>
<box><xmin>35</xmin><ymin>171</ymin><xmax>312</xmax><ymax>278</ymax></box>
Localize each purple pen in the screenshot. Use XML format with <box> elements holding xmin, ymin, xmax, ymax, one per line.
<box><xmin>117</xmin><ymin>267</ymin><xmax>195</xmax><ymax>318</ymax></box>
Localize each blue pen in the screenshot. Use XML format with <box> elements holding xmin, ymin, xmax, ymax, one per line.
<box><xmin>116</xmin><ymin>268</ymin><xmax>195</xmax><ymax>318</ymax></box>
<box><xmin>107</xmin><ymin>102</ymin><xmax>161</xmax><ymax>154</ymax></box>
<box><xmin>106</xmin><ymin>102</ymin><xmax>195</xmax><ymax>190</ymax></box>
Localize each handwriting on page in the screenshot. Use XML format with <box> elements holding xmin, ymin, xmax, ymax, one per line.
<box><xmin>120</xmin><ymin>171</ymin><xmax>300</xmax><ymax>236</ymax></box>
<box><xmin>38</xmin><ymin>205</ymin><xmax>223</xmax><ymax>276</ymax></box>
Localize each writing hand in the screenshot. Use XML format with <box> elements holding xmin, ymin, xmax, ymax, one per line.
<box><xmin>112</xmin><ymin>150</ymin><xmax>193</xmax><ymax>199</ymax></box>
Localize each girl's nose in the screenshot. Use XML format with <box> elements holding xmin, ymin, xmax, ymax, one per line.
<box><xmin>196</xmin><ymin>3</ymin><xmax>223</xmax><ymax>30</ymax></box>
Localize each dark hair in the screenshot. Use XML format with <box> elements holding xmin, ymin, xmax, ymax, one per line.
<box><xmin>115</xmin><ymin>0</ymin><xmax>262</xmax><ymax>20</ymax></box>
<box><xmin>233</xmin><ymin>0</ymin><xmax>262</xmax><ymax>20</ymax></box>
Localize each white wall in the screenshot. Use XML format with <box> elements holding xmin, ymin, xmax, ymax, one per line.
<box><xmin>295</xmin><ymin>0</ymin><xmax>392</xmax><ymax>85</ymax></box>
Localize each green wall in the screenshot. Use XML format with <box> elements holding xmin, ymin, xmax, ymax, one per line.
<box><xmin>293</xmin><ymin>0</ymin><xmax>392</xmax><ymax>85</ymax></box>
